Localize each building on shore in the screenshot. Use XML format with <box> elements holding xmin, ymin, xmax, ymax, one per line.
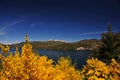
<box><xmin>76</xmin><ymin>47</ymin><xmax>85</xmax><ymax>51</ymax></box>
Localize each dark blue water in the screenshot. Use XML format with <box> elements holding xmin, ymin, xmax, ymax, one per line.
<box><xmin>38</xmin><ymin>49</ymin><xmax>91</xmax><ymax>69</ymax></box>
<box><xmin>0</xmin><ymin>48</ymin><xmax>91</xmax><ymax>69</ymax></box>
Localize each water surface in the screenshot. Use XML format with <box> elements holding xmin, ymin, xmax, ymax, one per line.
<box><xmin>38</xmin><ymin>49</ymin><xmax>91</xmax><ymax>68</ymax></box>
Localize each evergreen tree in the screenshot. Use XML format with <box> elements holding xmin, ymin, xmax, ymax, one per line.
<box><xmin>91</xmin><ymin>24</ymin><xmax>120</xmax><ymax>63</ymax></box>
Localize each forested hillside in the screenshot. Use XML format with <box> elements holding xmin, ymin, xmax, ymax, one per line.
<box><xmin>10</xmin><ymin>39</ymin><xmax>100</xmax><ymax>51</ymax></box>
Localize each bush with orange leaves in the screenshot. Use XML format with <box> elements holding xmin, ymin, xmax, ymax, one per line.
<box><xmin>0</xmin><ymin>35</ymin><xmax>83</xmax><ymax>80</ymax></box>
<box><xmin>82</xmin><ymin>57</ymin><xmax>120</xmax><ymax>80</ymax></box>
<box><xmin>82</xmin><ymin>58</ymin><xmax>110</xmax><ymax>80</ymax></box>
<box><xmin>0</xmin><ymin>35</ymin><xmax>120</xmax><ymax>80</ymax></box>
<box><xmin>109</xmin><ymin>58</ymin><xmax>120</xmax><ymax>80</ymax></box>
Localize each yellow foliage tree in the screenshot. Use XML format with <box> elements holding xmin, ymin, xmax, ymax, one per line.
<box><xmin>82</xmin><ymin>58</ymin><xmax>110</xmax><ymax>80</ymax></box>
<box><xmin>0</xmin><ymin>44</ymin><xmax>10</xmax><ymax>54</ymax></box>
<box><xmin>54</xmin><ymin>57</ymin><xmax>83</xmax><ymax>80</ymax></box>
<box><xmin>109</xmin><ymin>58</ymin><xmax>120</xmax><ymax>80</ymax></box>
<box><xmin>0</xmin><ymin>35</ymin><xmax>83</xmax><ymax>80</ymax></box>
<box><xmin>0</xmin><ymin>35</ymin><xmax>120</xmax><ymax>80</ymax></box>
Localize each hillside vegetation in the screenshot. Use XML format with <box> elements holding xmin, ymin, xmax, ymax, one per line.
<box><xmin>10</xmin><ymin>39</ymin><xmax>100</xmax><ymax>51</ymax></box>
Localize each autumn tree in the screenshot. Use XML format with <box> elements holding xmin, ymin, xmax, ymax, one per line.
<box><xmin>0</xmin><ymin>35</ymin><xmax>83</xmax><ymax>80</ymax></box>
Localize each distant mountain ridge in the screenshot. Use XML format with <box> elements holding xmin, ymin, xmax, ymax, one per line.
<box><xmin>7</xmin><ymin>39</ymin><xmax>100</xmax><ymax>51</ymax></box>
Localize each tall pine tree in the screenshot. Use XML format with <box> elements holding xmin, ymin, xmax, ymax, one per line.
<box><xmin>91</xmin><ymin>24</ymin><xmax>120</xmax><ymax>63</ymax></box>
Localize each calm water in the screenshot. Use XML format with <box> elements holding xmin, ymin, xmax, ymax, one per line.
<box><xmin>1</xmin><ymin>48</ymin><xmax>91</xmax><ymax>69</ymax></box>
<box><xmin>38</xmin><ymin>49</ymin><xmax>91</xmax><ymax>69</ymax></box>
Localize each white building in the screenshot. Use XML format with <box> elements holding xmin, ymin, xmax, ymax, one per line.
<box><xmin>76</xmin><ymin>47</ymin><xmax>85</xmax><ymax>50</ymax></box>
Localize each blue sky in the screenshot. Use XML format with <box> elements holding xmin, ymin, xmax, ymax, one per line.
<box><xmin>0</xmin><ymin>0</ymin><xmax>120</xmax><ymax>44</ymax></box>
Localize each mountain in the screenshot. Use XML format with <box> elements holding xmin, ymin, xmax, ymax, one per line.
<box><xmin>9</xmin><ymin>39</ymin><xmax>100</xmax><ymax>51</ymax></box>
<box><xmin>50</xmin><ymin>39</ymin><xmax>100</xmax><ymax>50</ymax></box>
<box><xmin>10</xmin><ymin>41</ymin><xmax>65</xmax><ymax>50</ymax></box>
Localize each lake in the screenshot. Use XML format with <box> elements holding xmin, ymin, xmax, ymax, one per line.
<box><xmin>1</xmin><ymin>48</ymin><xmax>91</xmax><ymax>69</ymax></box>
<box><xmin>38</xmin><ymin>49</ymin><xmax>91</xmax><ymax>69</ymax></box>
